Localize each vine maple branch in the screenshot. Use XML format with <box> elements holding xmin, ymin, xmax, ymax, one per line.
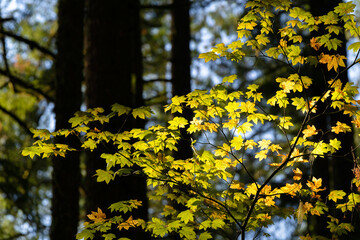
<box><xmin>0</xmin><ymin>29</ymin><xmax>55</xmax><ymax>58</ymax></box>
<box><xmin>0</xmin><ymin>104</ymin><xmax>32</xmax><ymax>135</ymax></box>
<box><xmin>0</xmin><ymin>68</ymin><xmax>54</xmax><ymax>102</ymax></box>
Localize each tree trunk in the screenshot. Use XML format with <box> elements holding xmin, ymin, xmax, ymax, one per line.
<box><xmin>51</xmin><ymin>0</ymin><xmax>84</xmax><ymax>239</ymax></box>
<box><xmin>171</xmin><ymin>0</ymin><xmax>192</xmax><ymax>166</ymax></box>
<box><xmin>84</xmin><ymin>0</ymin><xmax>148</xmax><ymax>239</ymax></box>
<box><xmin>308</xmin><ymin>0</ymin><xmax>356</xmax><ymax>237</ymax></box>
<box><xmin>169</xmin><ymin>1</ymin><xmax>193</xmax><ymax>239</ymax></box>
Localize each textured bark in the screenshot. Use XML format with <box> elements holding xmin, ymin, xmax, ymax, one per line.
<box><xmin>84</xmin><ymin>0</ymin><xmax>148</xmax><ymax>239</ymax></box>
<box><xmin>51</xmin><ymin>0</ymin><xmax>84</xmax><ymax>239</ymax></box>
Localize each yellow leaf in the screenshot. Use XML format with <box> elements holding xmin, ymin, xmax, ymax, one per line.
<box><xmin>239</xmin><ymin>101</ymin><xmax>257</xmax><ymax>113</ymax></box>
<box><xmin>302</xmin><ymin>125</ymin><xmax>318</xmax><ymax>138</ymax></box>
<box><xmin>198</xmin><ymin>52</ymin><xmax>219</xmax><ymax>63</ymax></box>
<box><xmin>258</xmin><ymin>139</ymin><xmax>271</xmax><ymax>149</ymax></box>
<box><xmin>328</xmin><ymin>190</ymin><xmax>346</xmax><ymax>202</ymax></box>
<box><xmin>255</xmin><ymin>149</ymin><xmax>268</xmax><ymax>161</ymax></box>
<box><xmin>245</xmin><ymin>139</ymin><xmax>257</xmax><ymax>149</ymax></box>
<box><xmin>331</xmin><ymin>121</ymin><xmax>352</xmax><ymax>134</ymax></box>
<box><xmin>310</xmin><ymin>37</ymin><xmax>321</xmax><ymax>51</ymax></box>
<box><xmin>237</xmin><ymin>122</ymin><xmax>253</xmax><ymax>134</ymax></box>
<box><xmin>293</xmin><ymin>168</ymin><xmax>303</xmax><ymax>181</ymax></box>
<box><xmin>87</xmin><ymin>208</ymin><xmax>106</xmax><ymax>223</ymax></box>
<box><xmin>230</xmin><ymin>136</ymin><xmax>244</xmax><ymax>150</ymax></box>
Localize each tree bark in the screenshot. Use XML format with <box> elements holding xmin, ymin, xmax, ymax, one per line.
<box><xmin>51</xmin><ymin>0</ymin><xmax>84</xmax><ymax>239</ymax></box>
<box><xmin>84</xmin><ymin>0</ymin><xmax>148</xmax><ymax>239</ymax></box>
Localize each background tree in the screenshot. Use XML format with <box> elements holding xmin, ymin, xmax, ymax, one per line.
<box><xmin>51</xmin><ymin>0</ymin><xmax>84</xmax><ymax>239</ymax></box>
<box><xmin>84</xmin><ymin>0</ymin><xmax>148</xmax><ymax>238</ymax></box>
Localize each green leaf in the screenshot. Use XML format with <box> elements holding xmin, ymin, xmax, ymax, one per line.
<box><xmin>108</xmin><ymin>200</ymin><xmax>142</xmax><ymax>213</ymax></box>
<box><xmin>177</xmin><ymin>210</ymin><xmax>194</xmax><ymax>224</ymax></box>
<box><xmin>22</xmin><ymin>146</ymin><xmax>42</xmax><ymax>159</ymax></box>
<box><xmin>167</xmin><ymin>220</ymin><xmax>182</xmax><ymax>230</ymax></box>
<box><xmin>179</xmin><ymin>226</ymin><xmax>196</xmax><ymax>239</ymax></box>
<box><xmin>199</xmin><ymin>52</ymin><xmax>220</xmax><ymax>62</ymax></box>
<box><xmin>328</xmin><ymin>190</ymin><xmax>346</xmax><ymax>202</ymax></box>
<box><xmin>168</xmin><ymin>117</ymin><xmax>188</xmax><ymax>130</ymax></box>
<box><xmin>348</xmin><ymin>42</ymin><xmax>360</xmax><ymax>53</ymax></box>
<box><xmin>199</xmin><ymin>232</ymin><xmax>212</xmax><ymax>240</ymax></box>
<box><xmin>211</xmin><ymin>219</ymin><xmax>225</xmax><ymax>229</ymax></box>
<box><xmin>147</xmin><ymin>218</ymin><xmax>168</xmax><ymax>237</ymax></box>
<box><xmin>102</xmin><ymin>234</ymin><xmax>116</xmax><ymax>240</ymax></box>
<box><xmin>31</xmin><ymin>128</ymin><xmax>52</xmax><ymax>140</ymax></box>
<box><xmin>82</xmin><ymin>139</ymin><xmax>97</xmax><ymax>151</ymax></box>
<box><xmin>76</xmin><ymin>229</ymin><xmax>94</xmax><ymax>240</ymax></box>
<box><xmin>111</xmin><ymin>103</ymin><xmax>131</xmax><ymax>116</ymax></box>
<box><xmin>95</xmin><ymin>169</ymin><xmax>114</xmax><ymax>184</ymax></box>
<box><xmin>222</xmin><ymin>74</ymin><xmax>237</xmax><ymax>83</ymax></box>
<box><xmin>132</xmin><ymin>106</ymin><xmax>152</xmax><ymax>119</ymax></box>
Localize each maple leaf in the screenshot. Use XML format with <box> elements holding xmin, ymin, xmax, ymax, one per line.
<box><xmin>319</xmin><ymin>54</ymin><xmax>346</xmax><ymax>72</ymax></box>
<box><xmin>302</xmin><ymin>125</ymin><xmax>318</xmax><ymax>138</ymax></box>
<box><xmin>329</xmin><ymin>138</ymin><xmax>341</xmax><ymax>152</ymax></box>
<box><xmin>255</xmin><ymin>149</ymin><xmax>268</xmax><ymax>161</ymax></box>
<box><xmin>177</xmin><ymin>210</ymin><xmax>194</xmax><ymax>224</ymax></box>
<box><xmin>334</xmin><ymin>2</ymin><xmax>356</xmax><ymax>15</ymax></box>
<box><xmin>132</xmin><ymin>106</ymin><xmax>152</xmax><ymax>119</ymax></box>
<box><xmin>348</xmin><ymin>41</ymin><xmax>360</xmax><ymax>53</ymax></box>
<box><xmin>328</xmin><ymin>190</ymin><xmax>346</xmax><ymax>203</ymax></box>
<box><xmin>310</xmin><ymin>37</ymin><xmax>321</xmax><ymax>51</ymax></box>
<box><xmin>76</xmin><ymin>229</ymin><xmax>94</xmax><ymax>240</ymax></box>
<box><xmin>293</xmin><ymin>168</ymin><xmax>303</xmax><ymax>181</ymax></box>
<box><xmin>225</xmin><ymin>101</ymin><xmax>240</xmax><ymax>113</ymax></box>
<box><xmin>245</xmin><ymin>139</ymin><xmax>257</xmax><ymax>149</ymax></box>
<box><xmin>199</xmin><ymin>232</ymin><xmax>212</xmax><ymax>240</ymax></box>
<box><xmin>239</xmin><ymin>101</ymin><xmax>256</xmax><ymax>113</ymax></box>
<box><xmin>331</xmin><ymin>121</ymin><xmax>352</xmax><ymax>134</ymax></box>
<box><xmin>230</xmin><ymin>136</ymin><xmax>244</xmax><ymax>150</ymax></box>
<box><xmin>258</xmin><ymin>139</ymin><xmax>271</xmax><ymax>149</ymax></box>
<box><xmin>269</xmin><ymin>144</ymin><xmax>282</xmax><ymax>152</ymax></box>
<box><xmin>168</xmin><ymin>117</ymin><xmax>188</xmax><ymax>130</ymax></box>
<box><xmin>199</xmin><ymin>52</ymin><xmax>219</xmax><ymax>62</ymax></box>
<box><xmin>222</xmin><ymin>74</ymin><xmax>237</xmax><ymax>83</ymax></box>
<box><xmin>236</xmin><ymin>122</ymin><xmax>253</xmax><ymax>134</ymax></box>
<box><xmin>307</xmin><ymin>177</ymin><xmax>326</xmax><ymax>193</ymax></box>
<box><xmin>238</xmin><ymin>21</ymin><xmax>257</xmax><ymax>30</ymax></box>
<box><xmin>256</xmin><ymin>34</ymin><xmax>270</xmax><ymax>46</ymax></box>
<box><xmin>280</xmin><ymin>80</ymin><xmax>295</xmax><ymax>93</ymax></box>
<box><xmin>87</xmin><ymin>208</ymin><xmax>106</xmax><ymax>223</ymax></box>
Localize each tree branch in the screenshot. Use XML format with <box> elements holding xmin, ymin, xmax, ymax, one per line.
<box><xmin>0</xmin><ymin>29</ymin><xmax>56</xmax><ymax>58</ymax></box>
<box><xmin>0</xmin><ymin>104</ymin><xmax>32</xmax><ymax>135</ymax></box>
<box><xmin>0</xmin><ymin>68</ymin><xmax>54</xmax><ymax>102</ymax></box>
<box><xmin>141</xmin><ymin>4</ymin><xmax>174</xmax><ymax>9</ymax></box>
<box><xmin>0</xmin><ymin>15</ymin><xmax>15</xmax><ymax>91</ymax></box>
<box><xmin>144</xmin><ymin>78</ymin><xmax>171</xmax><ymax>84</ymax></box>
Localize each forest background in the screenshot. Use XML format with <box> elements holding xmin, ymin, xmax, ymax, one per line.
<box><xmin>0</xmin><ymin>0</ymin><xmax>359</xmax><ymax>240</ymax></box>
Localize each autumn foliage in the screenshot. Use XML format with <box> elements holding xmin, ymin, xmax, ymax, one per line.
<box><xmin>23</xmin><ymin>0</ymin><xmax>360</xmax><ymax>239</ymax></box>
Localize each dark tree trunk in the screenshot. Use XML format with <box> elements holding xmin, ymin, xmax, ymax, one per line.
<box><xmin>308</xmin><ymin>0</ymin><xmax>356</xmax><ymax>237</ymax></box>
<box><xmin>169</xmin><ymin>1</ymin><xmax>193</xmax><ymax>239</ymax></box>
<box><xmin>51</xmin><ymin>0</ymin><xmax>84</xmax><ymax>239</ymax></box>
<box><xmin>84</xmin><ymin>0</ymin><xmax>148</xmax><ymax>239</ymax></box>
<box><xmin>171</xmin><ymin>0</ymin><xmax>192</xmax><ymax>164</ymax></box>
